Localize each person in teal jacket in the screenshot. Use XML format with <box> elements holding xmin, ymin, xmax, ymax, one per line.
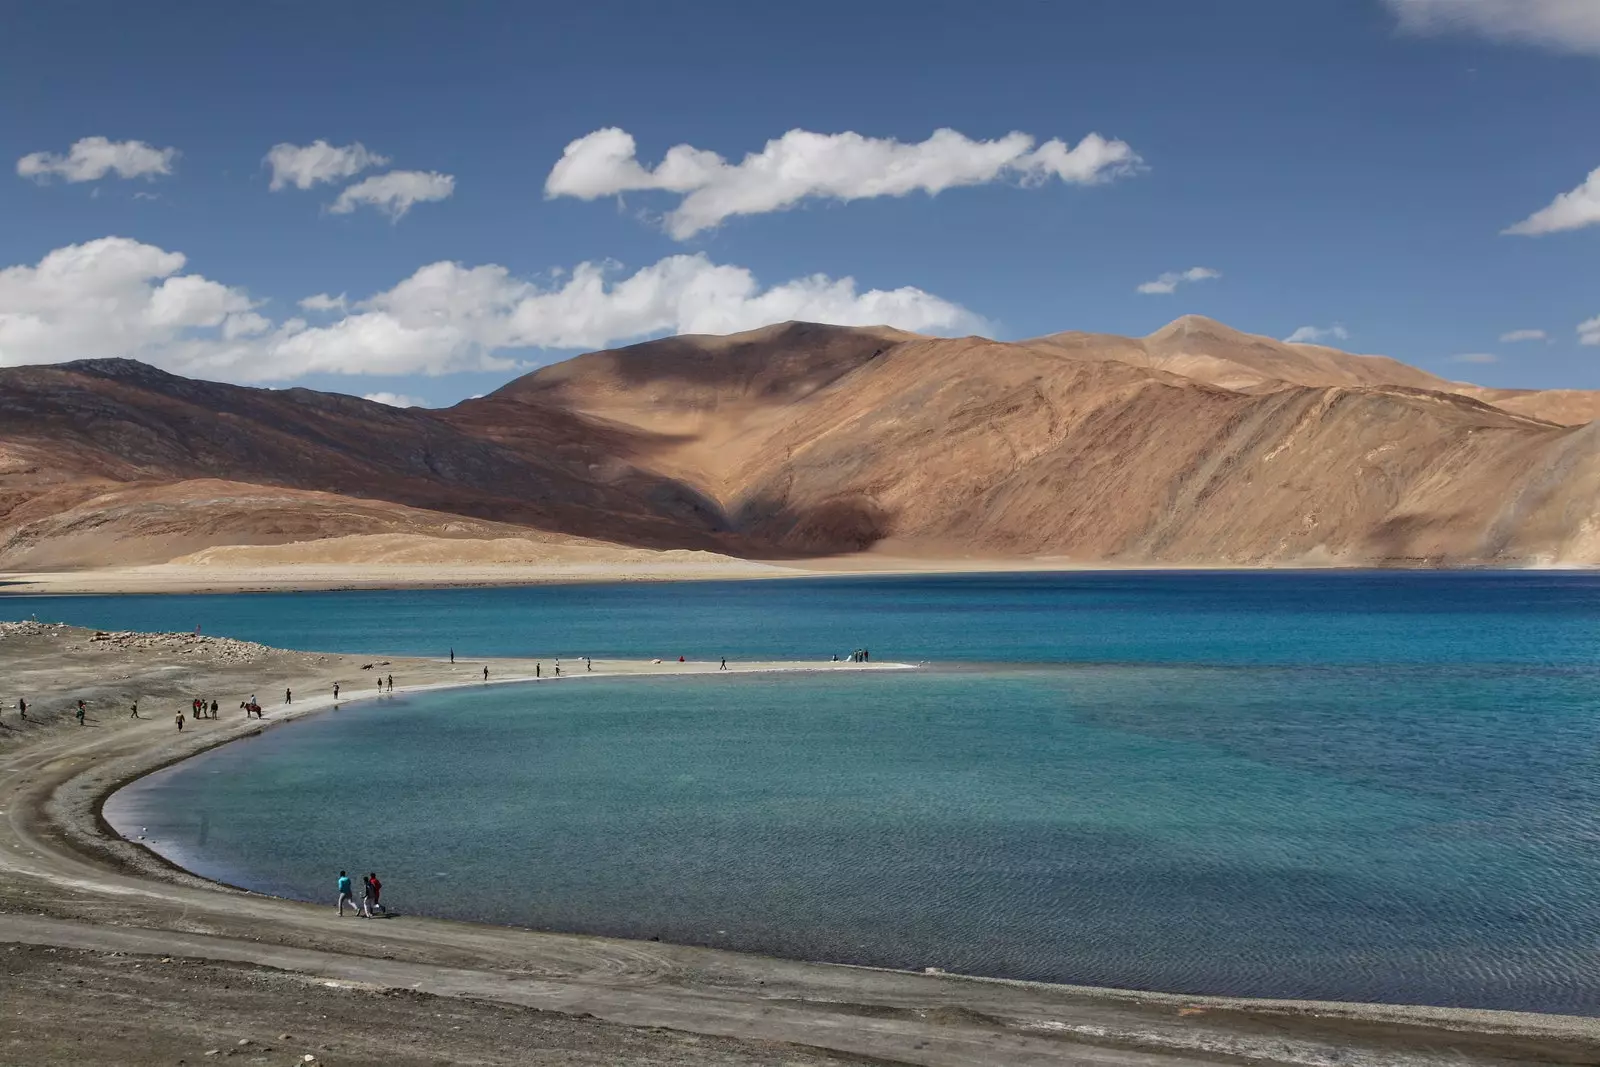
<box><xmin>337</xmin><ymin>870</ymin><xmax>359</xmax><ymax>916</ymax></box>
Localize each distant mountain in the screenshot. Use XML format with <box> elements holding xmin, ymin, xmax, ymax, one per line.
<box><xmin>2</xmin><ymin>319</ymin><xmax>1598</xmax><ymax>568</ymax></box>
<box><xmin>0</xmin><ymin>358</ymin><xmax>727</xmax><ymax>567</ymax></box>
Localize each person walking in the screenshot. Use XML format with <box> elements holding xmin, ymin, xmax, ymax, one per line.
<box><xmin>333</xmin><ymin>682</ymin><xmax>340</xmax><ymax>700</ymax></box>
<box><xmin>210</xmin><ymin>699</ymin><xmax>219</xmax><ymax>717</ymax></box>
<box><xmin>483</xmin><ymin>666</ymin><xmax>489</xmax><ymax>681</ymax></box>
<box><xmin>360</xmin><ymin>873</ymin><xmax>375</xmax><ymax>918</ymax></box>
<box><xmin>386</xmin><ymin>673</ymin><xmax>393</xmax><ymax>692</ymax></box>
<box><xmin>285</xmin><ymin>687</ymin><xmax>292</xmax><ymax>705</ymax></box>
<box><xmin>75</xmin><ymin>702</ymin><xmax>86</xmax><ymax>726</ymax></box>
<box><xmin>535</xmin><ymin>662</ymin><xmax>541</xmax><ymax>678</ymax></box>
<box><xmin>720</xmin><ymin>657</ymin><xmax>727</xmax><ymax>671</ymax></box>
<box><xmin>585</xmin><ymin>657</ymin><xmax>592</xmax><ymax>672</ymax></box>
<box><xmin>449</xmin><ymin>648</ymin><xmax>455</xmax><ymax>664</ymax></box>
<box><xmin>17</xmin><ymin>697</ymin><xmax>25</xmax><ymax>720</ymax></box>
<box><xmin>337</xmin><ymin>870</ymin><xmax>358</xmax><ymax>916</ymax></box>
<box><xmin>175</xmin><ymin>712</ymin><xmax>185</xmax><ymax>732</ymax></box>
<box><xmin>129</xmin><ymin>701</ymin><xmax>139</xmax><ymax>719</ymax></box>
<box><xmin>369</xmin><ymin>872</ymin><xmax>384</xmax><ymax>914</ymax></box>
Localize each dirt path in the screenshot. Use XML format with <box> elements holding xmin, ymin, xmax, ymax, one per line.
<box><xmin>0</xmin><ymin>623</ymin><xmax>1597</xmax><ymax>1065</ymax></box>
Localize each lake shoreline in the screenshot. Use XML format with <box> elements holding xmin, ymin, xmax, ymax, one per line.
<box><xmin>6</xmin><ymin>552</ymin><xmax>1583</xmax><ymax>596</ymax></box>
<box><xmin>2</xmin><ymin>621</ymin><xmax>1598</xmax><ymax>1064</ymax></box>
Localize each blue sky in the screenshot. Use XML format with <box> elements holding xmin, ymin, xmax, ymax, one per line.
<box><xmin>3</xmin><ymin>0</ymin><xmax>1599</xmax><ymax>405</ymax></box>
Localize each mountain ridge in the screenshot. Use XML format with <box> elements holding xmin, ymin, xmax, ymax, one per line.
<box><xmin>1</xmin><ymin>316</ymin><xmax>1597</xmax><ymax>569</ymax></box>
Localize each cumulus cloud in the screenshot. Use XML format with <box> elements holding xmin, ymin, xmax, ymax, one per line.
<box><xmin>362</xmin><ymin>391</ymin><xmax>427</xmax><ymax>408</ymax></box>
<box><xmin>1136</xmin><ymin>266</ymin><xmax>1220</xmax><ymax>295</ymax></box>
<box><xmin>299</xmin><ymin>292</ymin><xmax>348</xmax><ymax>312</ymax></box>
<box><xmin>1504</xmin><ymin>166</ymin><xmax>1600</xmax><ymax>236</ymax></box>
<box><xmin>1579</xmin><ymin>316</ymin><xmax>1600</xmax><ymax>346</ymax></box>
<box><xmin>17</xmin><ymin>137</ymin><xmax>177</xmax><ymax>183</ymax></box>
<box><xmin>330</xmin><ymin>170</ymin><xmax>455</xmax><ymax>219</ymax></box>
<box><xmin>1448</xmin><ymin>352</ymin><xmax>1499</xmax><ymax>365</ymax></box>
<box><xmin>222</xmin><ymin>312</ymin><xmax>272</xmax><ymax>340</ymax></box>
<box><xmin>1500</xmin><ymin>329</ymin><xmax>1547</xmax><ymax>342</ymax></box>
<box><xmin>1285</xmin><ymin>325</ymin><xmax>1350</xmax><ymax>345</ymax></box>
<box><xmin>0</xmin><ymin>237</ymin><xmax>980</xmax><ymax>382</ymax></box>
<box><xmin>1385</xmin><ymin>0</ymin><xmax>1600</xmax><ymax>55</ymax></box>
<box><xmin>263</xmin><ymin>254</ymin><xmax>978</xmax><ymax>378</ymax></box>
<box><xmin>545</xmin><ymin>126</ymin><xmax>1140</xmax><ymax>239</ymax></box>
<box><xmin>265</xmin><ymin>140</ymin><xmax>388</xmax><ymax>191</ymax></box>
<box><xmin>0</xmin><ymin>238</ymin><xmax>253</xmax><ymax>367</ymax></box>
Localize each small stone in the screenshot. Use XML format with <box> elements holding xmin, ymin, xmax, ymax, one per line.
<box><xmin>204</xmin><ymin>1052</ymin><xmax>219</xmax><ymax>1058</ymax></box>
<box><xmin>236</xmin><ymin>1038</ymin><xmax>252</xmax><ymax>1046</ymax></box>
<box><xmin>279</xmin><ymin>1034</ymin><xmax>293</xmax><ymax>1040</ymax></box>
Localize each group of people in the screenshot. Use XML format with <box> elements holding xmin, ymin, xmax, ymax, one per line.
<box><xmin>336</xmin><ymin>869</ymin><xmax>386</xmax><ymax>917</ymax></box>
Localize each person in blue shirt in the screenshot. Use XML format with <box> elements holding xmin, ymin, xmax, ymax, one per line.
<box><xmin>337</xmin><ymin>870</ymin><xmax>359</xmax><ymax>916</ymax></box>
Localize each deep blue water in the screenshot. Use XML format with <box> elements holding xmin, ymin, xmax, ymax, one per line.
<box><xmin>68</xmin><ymin>572</ymin><xmax>1600</xmax><ymax>1012</ymax></box>
<box><xmin>9</xmin><ymin>570</ymin><xmax>1600</xmax><ymax>667</ymax></box>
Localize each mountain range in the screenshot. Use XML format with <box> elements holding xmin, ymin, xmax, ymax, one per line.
<box><xmin>3</xmin><ymin>315</ymin><xmax>1598</xmax><ymax>570</ymax></box>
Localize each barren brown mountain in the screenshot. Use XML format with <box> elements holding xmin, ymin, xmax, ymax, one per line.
<box><xmin>2</xmin><ymin>317</ymin><xmax>1598</xmax><ymax>571</ymax></box>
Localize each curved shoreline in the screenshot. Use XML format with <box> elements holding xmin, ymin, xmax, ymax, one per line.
<box><xmin>3</xmin><ymin>628</ymin><xmax>1599</xmax><ymax>1064</ymax></box>
<box><xmin>98</xmin><ymin>661</ymin><xmax>920</xmax><ymax>896</ymax></box>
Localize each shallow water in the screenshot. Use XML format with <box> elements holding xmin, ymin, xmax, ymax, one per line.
<box><xmin>73</xmin><ymin>573</ymin><xmax>1600</xmax><ymax>1012</ymax></box>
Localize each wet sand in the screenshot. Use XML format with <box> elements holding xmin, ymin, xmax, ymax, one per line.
<box><xmin>0</xmin><ymin>621</ymin><xmax>1597</xmax><ymax>1065</ymax></box>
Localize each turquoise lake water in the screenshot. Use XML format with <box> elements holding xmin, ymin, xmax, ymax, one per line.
<box><xmin>36</xmin><ymin>572</ymin><xmax>1600</xmax><ymax>1012</ymax></box>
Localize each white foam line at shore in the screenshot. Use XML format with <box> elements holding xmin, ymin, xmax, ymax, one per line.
<box><xmin>341</xmin><ymin>659</ymin><xmax>920</xmax><ymax>705</ymax></box>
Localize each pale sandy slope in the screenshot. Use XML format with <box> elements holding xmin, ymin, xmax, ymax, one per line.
<box><xmin>6</xmin><ymin>534</ymin><xmax>801</xmax><ymax>593</ymax></box>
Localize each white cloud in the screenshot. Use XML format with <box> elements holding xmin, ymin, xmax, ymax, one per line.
<box><xmin>265</xmin><ymin>140</ymin><xmax>388</xmax><ymax>191</ymax></box>
<box><xmin>16</xmin><ymin>137</ymin><xmax>177</xmax><ymax>183</ymax></box>
<box><xmin>0</xmin><ymin>237</ymin><xmax>979</xmax><ymax>382</ymax></box>
<box><xmin>1504</xmin><ymin>166</ymin><xmax>1600</xmax><ymax>236</ymax></box>
<box><xmin>264</xmin><ymin>255</ymin><xmax>978</xmax><ymax>378</ymax></box>
<box><xmin>1448</xmin><ymin>352</ymin><xmax>1499</xmax><ymax>364</ymax></box>
<box><xmin>546</xmin><ymin>126</ymin><xmax>1140</xmax><ymax>239</ymax></box>
<box><xmin>1385</xmin><ymin>0</ymin><xmax>1600</xmax><ymax>55</ymax></box>
<box><xmin>362</xmin><ymin>391</ymin><xmax>427</xmax><ymax>408</ymax></box>
<box><xmin>299</xmin><ymin>292</ymin><xmax>348</xmax><ymax>312</ymax></box>
<box><xmin>1579</xmin><ymin>315</ymin><xmax>1600</xmax><ymax>346</ymax></box>
<box><xmin>0</xmin><ymin>237</ymin><xmax>253</xmax><ymax>366</ymax></box>
<box><xmin>1500</xmin><ymin>329</ymin><xmax>1547</xmax><ymax>342</ymax></box>
<box><xmin>1285</xmin><ymin>325</ymin><xmax>1350</xmax><ymax>345</ymax></box>
<box><xmin>221</xmin><ymin>312</ymin><xmax>272</xmax><ymax>340</ymax></box>
<box><xmin>330</xmin><ymin>170</ymin><xmax>455</xmax><ymax>219</ymax></box>
<box><xmin>1136</xmin><ymin>266</ymin><xmax>1220</xmax><ymax>295</ymax></box>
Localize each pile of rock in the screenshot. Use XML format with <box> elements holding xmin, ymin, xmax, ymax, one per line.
<box><xmin>82</xmin><ymin>629</ymin><xmax>277</xmax><ymax>663</ymax></box>
<box><xmin>0</xmin><ymin>620</ymin><xmax>69</xmax><ymax>639</ymax></box>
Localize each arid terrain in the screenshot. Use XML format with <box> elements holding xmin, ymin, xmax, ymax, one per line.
<box><xmin>2</xmin><ymin>316</ymin><xmax>1599</xmax><ymax>588</ymax></box>
<box><xmin>2</xmin><ymin>621</ymin><xmax>1597</xmax><ymax>1065</ymax></box>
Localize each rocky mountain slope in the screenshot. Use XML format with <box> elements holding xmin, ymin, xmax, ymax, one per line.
<box><xmin>1</xmin><ymin>318</ymin><xmax>1597</xmax><ymax>568</ymax></box>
